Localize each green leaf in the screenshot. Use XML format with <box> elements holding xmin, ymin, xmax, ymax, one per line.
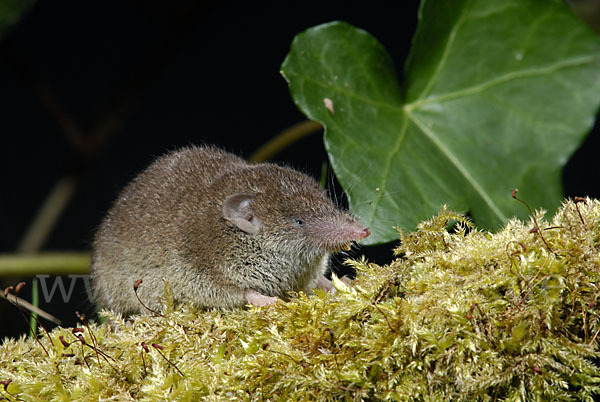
<box><xmin>281</xmin><ymin>0</ymin><xmax>600</xmax><ymax>245</ymax></box>
<box><xmin>0</xmin><ymin>0</ymin><xmax>36</xmax><ymax>39</ymax></box>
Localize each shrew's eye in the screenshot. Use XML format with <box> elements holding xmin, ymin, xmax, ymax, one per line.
<box><xmin>293</xmin><ymin>218</ymin><xmax>304</xmax><ymax>226</ymax></box>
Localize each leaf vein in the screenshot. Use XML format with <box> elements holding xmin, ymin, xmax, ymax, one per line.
<box><xmin>408</xmin><ymin>55</ymin><xmax>600</xmax><ymax>109</ymax></box>
<box><xmin>416</xmin><ymin>0</ymin><xmax>471</xmax><ymax>100</ymax></box>
<box><xmin>406</xmin><ymin>110</ymin><xmax>508</xmax><ymax>223</ymax></box>
<box><xmin>366</xmin><ymin>116</ymin><xmax>410</xmax><ymax>228</ymax></box>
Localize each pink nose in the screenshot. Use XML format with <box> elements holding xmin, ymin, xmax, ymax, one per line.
<box><xmin>357</xmin><ymin>228</ymin><xmax>370</xmax><ymax>239</ymax></box>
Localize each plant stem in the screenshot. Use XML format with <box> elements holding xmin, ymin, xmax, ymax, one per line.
<box><xmin>29</xmin><ymin>277</ymin><xmax>38</xmax><ymax>337</ymax></box>
<box><xmin>248</xmin><ymin>120</ymin><xmax>322</xmax><ymax>163</ymax></box>
<box><xmin>0</xmin><ymin>252</ymin><xmax>90</xmax><ymax>276</ymax></box>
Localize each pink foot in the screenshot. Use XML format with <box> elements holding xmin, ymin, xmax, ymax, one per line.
<box><xmin>340</xmin><ymin>276</ymin><xmax>353</xmax><ymax>287</ymax></box>
<box><xmin>244</xmin><ymin>289</ymin><xmax>279</xmax><ymax>307</ymax></box>
<box><xmin>318</xmin><ymin>275</ymin><xmax>353</xmax><ymax>293</ymax></box>
<box><xmin>318</xmin><ymin>276</ymin><xmax>334</xmax><ymax>292</ymax></box>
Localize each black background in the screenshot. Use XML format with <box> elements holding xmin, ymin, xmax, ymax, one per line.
<box><xmin>0</xmin><ymin>0</ymin><xmax>598</xmax><ymax>339</ymax></box>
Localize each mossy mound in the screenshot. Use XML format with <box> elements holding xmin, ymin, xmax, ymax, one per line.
<box><xmin>2</xmin><ymin>199</ymin><xmax>600</xmax><ymax>401</ymax></box>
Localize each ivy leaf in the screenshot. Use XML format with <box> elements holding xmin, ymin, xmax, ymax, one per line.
<box><xmin>281</xmin><ymin>0</ymin><xmax>600</xmax><ymax>245</ymax></box>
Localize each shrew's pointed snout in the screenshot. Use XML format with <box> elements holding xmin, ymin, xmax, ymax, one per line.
<box><xmin>344</xmin><ymin>220</ymin><xmax>370</xmax><ymax>240</ymax></box>
<box><xmin>357</xmin><ymin>228</ymin><xmax>370</xmax><ymax>239</ymax></box>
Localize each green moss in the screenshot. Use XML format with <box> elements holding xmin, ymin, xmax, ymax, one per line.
<box><xmin>3</xmin><ymin>199</ymin><xmax>600</xmax><ymax>400</ymax></box>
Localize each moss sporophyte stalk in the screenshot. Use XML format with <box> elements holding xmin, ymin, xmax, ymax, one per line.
<box><xmin>2</xmin><ymin>198</ymin><xmax>600</xmax><ymax>400</ymax></box>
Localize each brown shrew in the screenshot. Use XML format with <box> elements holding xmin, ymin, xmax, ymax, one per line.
<box><xmin>90</xmin><ymin>146</ymin><xmax>370</xmax><ymax>315</ymax></box>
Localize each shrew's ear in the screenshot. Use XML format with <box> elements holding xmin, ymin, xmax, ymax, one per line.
<box><xmin>222</xmin><ymin>193</ymin><xmax>262</xmax><ymax>234</ymax></box>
